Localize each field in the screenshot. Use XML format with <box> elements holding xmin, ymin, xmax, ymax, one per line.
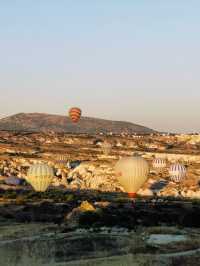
<box><xmin>0</xmin><ymin>131</ymin><xmax>200</xmax><ymax>265</ymax></box>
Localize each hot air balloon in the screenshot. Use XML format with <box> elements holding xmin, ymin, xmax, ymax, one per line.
<box><xmin>170</xmin><ymin>175</ymin><xmax>184</xmax><ymax>183</ymax></box>
<box><xmin>169</xmin><ymin>163</ymin><xmax>186</xmax><ymax>183</ymax></box>
<box><xmin>55</xmin><ymin>155</ymin><xmax>69</xmax><ymax>168</ymax></box>
<box><xmin>69</xmin><ymin>107</ymin><xmax>82</xmax><ymax>123</ymax></box>
<box><xmin>152</xmin><ymin>158</ymin><xmax>167</xmax><ymax>171</ymax></box>
<box><xmin>27</xmin><ymin>164</ymin><xmax>54</xmax><ymax>192</ymax></box>
<box><xmin>115</xmin><ymin>156</ymin><xmax>149</xmax><ymax>198</ymax></box>
<box><xmin>101</xmin><ymin>141</ymin><xmax>112</xmax><ymax>156</ymax></box>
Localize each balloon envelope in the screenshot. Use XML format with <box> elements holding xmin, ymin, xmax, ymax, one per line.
<box><xmin>27</xmin><ymin>164</ymin><xmax>54</xmax><ymax>192</ymax></box>
<box><xmin>55</xmin><ymin>155</ymin><xmax>69</xmax><ymax>168</ymax></box>
<box><xmin>115</xmin><ymin>156</ymin><xmax>149</xmax><ymax>197</ymax></box>
<box><xmin>152</xmin><ymin>158</ymin><xmax>167</xmax><ymax>169</ymax></box>
<box><xmin>169</xmin><ymin>163</ymin><xmax>186</xmax><ymax>182</ymax></box>
<box><xmin>170</xmin><ymin>175</ymin><xmax>184</xmax><ymax>183</ymax></box>
<box><xmin>69</xmin><ymin>107</ymin><xmax>82</xmax><ymax>123</ymax></box>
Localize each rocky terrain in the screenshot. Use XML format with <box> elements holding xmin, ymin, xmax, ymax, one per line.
<box><xmin>0</xmin><ymin>130</ymin><xmax>200</xmax><ymax>265</ymax></box>
<box><xmin>0</xmin><ymin>113</ymin><xmax>154</xmax><ymax>134</ymax></box>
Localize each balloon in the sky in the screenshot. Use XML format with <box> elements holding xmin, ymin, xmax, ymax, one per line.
<box><xmin>69</xmin><ymin>107</ymin><xmax>82</xmax><ymax>123</ymax></box>
<box><xmin>101</xmin><ymin>141</ymin><xmax>112</xmax><ymax>156</ymax></box>
<box><xmin>115</xmin><ymin>156</ymin><xmax>149</xmax><ymax>198</ymax></box>
<box><xmin>27</xmin><ymin>164</ymin><xmax>54</xmax><ymax>192</ymax></box>
<box><xmin>169</xmin><ymin>163</ymin><xmax>186</xmax><ymax>183</ymax></box>
<box><xmin>152</xmin><ymin>158</ymin><xmax>167</xmax><ymax>170</ymax></box>
<box><xmin>55</xmin><ymin>155</ymin><xmax>69</xmax><ymax>168</ymax></box>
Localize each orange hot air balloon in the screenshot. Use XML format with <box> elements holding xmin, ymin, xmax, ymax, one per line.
<box><xmin>69</xmin><ymin>107</ymin><xmax>82</xmax><ymax>123</ymax></box>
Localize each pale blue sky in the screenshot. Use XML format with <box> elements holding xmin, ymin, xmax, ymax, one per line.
<box><xmin>0</xmin><ymin>1</ymin><xmax>199</xmax><ymax>132</ymax></box>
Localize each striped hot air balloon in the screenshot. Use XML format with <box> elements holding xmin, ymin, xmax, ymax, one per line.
<box><xmin>169</xmin><ymin>163</ymin><xmax>186</xmax><ymax>183</ymax></box>
<box><xmin>27</xmin><ymin>164</ymin><xmax>54</xmax><ymax>192</ymax></box>
<box><xmin>69</xmin><ymin>107</ymin><xmax>82</xmax><ymax>123</ymax></box>
<box><xmin>115</xmin><ymin>156</ymin><xmax>149</xmax><ymax>198</ymax></box>
<box><xmin>170</xmin><ymin>175</ymin><xmax>184</xmax><ymax>183</ymax></box>
<box><xmin>55</xmin><ymin>155</ymin><xmax>68</xmax><ymax>168</ymax></box>
<box><xmin>152</xmin><ymin>158</ymin><xmax>167</xmax><ymax>169</ymax></box>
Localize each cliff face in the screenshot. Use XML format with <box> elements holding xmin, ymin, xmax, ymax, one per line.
<box><xmin>0</xmin><ymin>113</ymin><xmax>154</xmax><ymax>134</ymax></box>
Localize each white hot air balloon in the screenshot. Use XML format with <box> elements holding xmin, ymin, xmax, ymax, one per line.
<box><xmin>169</xmin><ymin>163</ymin><xmax>186</xmax><ymax>183</ymax></box>
<box><xmin>115</xmin><ymin>156</ymin><xmax>149</xmax><ymax>198</ymax></box>
<box><xmin>101</xmin><ymin>142</ymin><xmax>112</xmax><ymax>156</ymax></box>
<box><xmin>152</xmin><ymin>158</ymin><xmax>167</xmax><ymax>171</ymax></box>
<box><xmin>27</xmin><ymin>164</ymin><xmax>54</xmax><ymax>192</ymax></box>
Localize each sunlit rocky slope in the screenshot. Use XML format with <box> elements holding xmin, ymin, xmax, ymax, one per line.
<box><xmin>0</xmin><ymin>113</ymin><xmax>154</xmax><ymax>134</ymax></box>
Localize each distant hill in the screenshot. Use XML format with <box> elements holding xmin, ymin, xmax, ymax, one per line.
<box><xmin>0</xmin><ymin>113</ymin><xmax>155</xmax><ymax>134</ymax></box>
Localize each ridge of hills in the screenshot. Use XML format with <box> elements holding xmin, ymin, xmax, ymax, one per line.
<box><xmin>0</xmin><ymin>113</ymin><xmax>155</xmax><ymax>134</ymax></box>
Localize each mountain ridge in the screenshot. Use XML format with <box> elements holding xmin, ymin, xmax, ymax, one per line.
<box><xmin>0</xmin><ymin>113</ymin><xmax>155</xmax><ymax>134</ymax></box>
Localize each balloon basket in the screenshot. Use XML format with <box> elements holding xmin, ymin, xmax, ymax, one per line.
<box><xmin>128</xmin><ymin>192</ymin><xmax>137</xmax><ymax>198</ymax></box>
